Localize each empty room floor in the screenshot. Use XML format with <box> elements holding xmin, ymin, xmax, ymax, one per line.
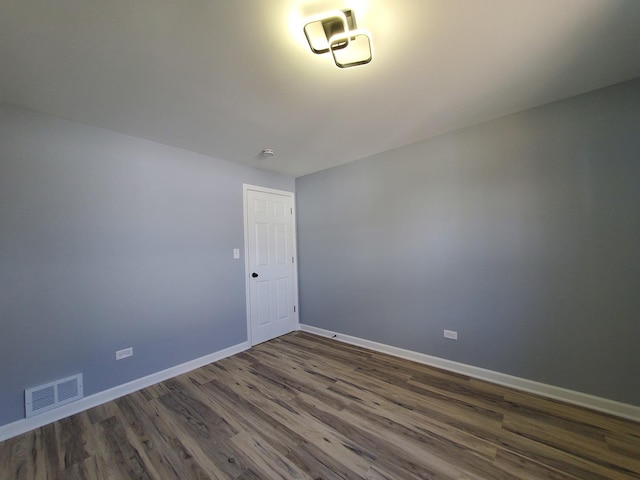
<box><xmin>1</xmin><ymin>331</ymin><xmax>639</xmax><ymax>479</ymax></box>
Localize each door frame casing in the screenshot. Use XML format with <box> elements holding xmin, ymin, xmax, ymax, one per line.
<box><xmin>243</xmin><ymin>184</ymin><xmax>299</xmax><ymax>346</ymax></box>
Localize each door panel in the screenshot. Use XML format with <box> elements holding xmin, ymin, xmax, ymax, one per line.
<box><xmin>256</xmin><ymin>280</ymin><xmax>271</xmax><ymax>326</ymax></box>
<box><xmin>276</xmin><ymin>277</ymin><xmax>290</xmax><ymax>320</ymax></box>
<box><xmin>274</xmin><ymin>224</ymin><xmax>287</xmax><ymax>264</ymax></box>
<box><xmin>255</xmin><ymin>223</ymin><xmax>269</xmax><ymax>266</ymax></box>
<box><xmin>246</xmin><ymin>188</ymin><xmax>297</xmax><ymax>345</ymax></box>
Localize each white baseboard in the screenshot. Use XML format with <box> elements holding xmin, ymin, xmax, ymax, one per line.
<box><xmin>0</xmin><ymin>341</ymin><xmax>250</xmax><ymax>442</ymax></box>
<box><xmin>299</xmin><ymin>324</ymin><xmax>640</xmax><ymax>423</ymax></box>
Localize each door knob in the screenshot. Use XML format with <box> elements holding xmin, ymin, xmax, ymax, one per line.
<box><xmin>252</xmin><ymin>272</ymin><xmax>258</xmax><ymax>278</ymax></box>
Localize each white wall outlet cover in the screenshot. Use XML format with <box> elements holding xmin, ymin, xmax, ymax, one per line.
<box><xmin>116</xmin><ymin>347</ymin><xmax>133</xmax><ymax>360</ymax></box>
<box><xmin>233</xmin><ymin>248</ymin><xmax>240</xmax><ymax>259</ymax></box>
<box><xmin>444</xmin><ymin>330</ymin><xmax>458</xmax><ymax>340</ymax></box>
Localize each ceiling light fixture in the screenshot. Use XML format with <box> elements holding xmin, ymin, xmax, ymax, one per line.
<box><xmin>303</xmin><ymin>9</ymin><xmax>372</xmax><ymax>68</ymax></box>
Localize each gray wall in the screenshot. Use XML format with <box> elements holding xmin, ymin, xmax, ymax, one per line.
<box><xmin>296</xmin><ymin>78</ymin><xmax>640</xmax><ymax>405</ymax></box>
<box><xmin>0</xmin><ymin>104</ymin><xmax>293</xmax><ymax>427</ymax></box>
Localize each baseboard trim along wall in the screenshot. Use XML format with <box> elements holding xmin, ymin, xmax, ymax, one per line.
<box><xmin>0</xmin><ymin>341</ymin><xmax>250</xmax><ymax>442</ymax></box>
<box><xmin>3</xmin><ymin>327</ymin><xmax>637</xmax><ymax>442</ymax></box>
<box><xmin>299</xmin><ymin>324</ymin><xmax>640</xmax><ymax>423</ymax></box>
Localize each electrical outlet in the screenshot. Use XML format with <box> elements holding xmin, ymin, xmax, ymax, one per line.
<box><xmin>116</xmin><ymin>347</ymin><xmax>133</xmax><ymax>360</ymax></box>
<box><xmin>443</xmin><ymin>330</ymin><xmax>458</xmax><ymax>340</ymax></box>
<box><xmin>233</xmin><ymin>248</ymin><xmax>240</xmax><ymax>259</ymax></box>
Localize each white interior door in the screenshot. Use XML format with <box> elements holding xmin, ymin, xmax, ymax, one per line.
<box><xmin>244</xmin><ymin>185</ymin><xmax>298</xmax><ymax>345</ymax></box>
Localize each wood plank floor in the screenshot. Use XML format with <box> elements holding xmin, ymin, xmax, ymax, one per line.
<box><xmin>1</xmin><ymin>331</ymin><xmax>639</xmax><ymax>479</ymax></box>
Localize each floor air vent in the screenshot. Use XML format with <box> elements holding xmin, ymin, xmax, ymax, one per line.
<box><xmin>25</xmin><ymin>374</ymin><xmax>83</xmax><ymax>417</ymax></box>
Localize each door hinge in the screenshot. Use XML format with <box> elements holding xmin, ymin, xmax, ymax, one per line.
<box><xmin>290</xmin><ymin>208</ymin><xmax>293</xmax><ymax>214</ymax></box>
<box><xmin>294</xmin><ymin>305</ymin><xmax>296</xmax><ymax>313</ymax></box>
<box><xmin>292</xmin><ymin>256</ymin><xmax>295</xmax><ymax>263</ymax></box>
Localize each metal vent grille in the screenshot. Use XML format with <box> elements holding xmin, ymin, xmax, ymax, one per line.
<box><xmin>31</xmin><ymin>385</ymin><xmax>55</xmax><ymax>412</ymax></box>
<box><xmin>57</xmin><ymin>378</ymin><xmax>79</xmax><ymax>402</ymax></box>
<box><xmin>25</xmin><ymin>374</ymin><xmax>83</xmax><ymax>418</ymax></box>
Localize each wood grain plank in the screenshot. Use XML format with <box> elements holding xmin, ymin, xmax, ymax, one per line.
<box><xmin>502</xmin><ymin>413</ymin><xmax>640</xmax><ymax>476</ymax></box>
<box><xmin>115</xmin><ymin>392</ymin><xmax>212</xmax><ymax>480</ymax></box>
<box><xmin>230</xmin><ymin>432</ymin><xmax>311</xmax><ymax>479</ymax></box>
<box><xmin>2</xmin><ymin>331</ymin><xmax>639</xmax><ymax>479</ymax></box>
<box><xmin>97</xmin><ymin>415</ymin><xmax>155</xmax><ymax>480</ymax></box>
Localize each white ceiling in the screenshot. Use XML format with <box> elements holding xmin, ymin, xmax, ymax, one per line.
<box><xmin>2</xmin><ymin>0</ymin><xmax>640</xmax><ymax>177</ymax></box>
